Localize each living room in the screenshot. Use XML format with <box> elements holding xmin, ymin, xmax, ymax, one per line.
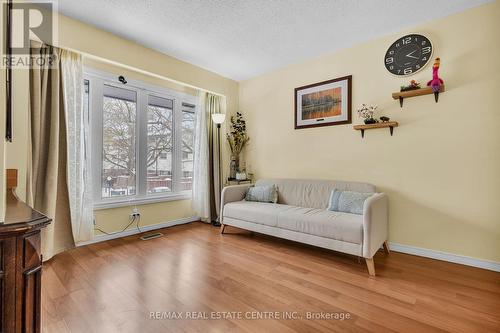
<box><xmin>0</xmin><ymin>0</ymin><xmax>499</xmax><ymax>332</ymax></box>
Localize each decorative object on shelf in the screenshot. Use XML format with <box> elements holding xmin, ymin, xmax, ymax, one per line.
<box><xmin>229</xmin><ymin>157</ymin><xmax>238</xmax><ymax>180</ymax></box>
<box><xmin>294</xmin><ymin>75</ymin><xmax>352</xmax><ymax>129</ymax></box>
<box><xmin>392</xmin><ymin>85</ymin><xmax>445</xmax><ymax>107</ymax></box>
<box><xmin>380</xmin><ymin>116</ymin><xmax>390</xmax><ymax>122</ymax></box>
<box><xmin>227</xmin><ymin>112</ymin><xmax>250</xmax><ymax>179</ymax></box>
<box><xmin>364</xmin><ymin>118</ymin><xmax>378</xmax><ymax>125</ymax></box>
<box><xmin>400</xmin><ymin>79</ymin><xmax>421</xmax><ymax>92</ymax></box>
<box><xmin>226</xmin><ymin>171</ymin><xmax>253</xmax><ymax>186</ymax></box>
<box><xmin>236</xmin><ymin>170</ymin><xmax>247</xmax><ymax>181</ymax></box>
<box><xmin>357</xmin><ymin>104</ymin><xmax>379</xmax><ymax>125</ymax></box>
<box><xmin>427</xmin><ymin>57</ymin><xmax>444</xmax><ymax>102</ymax></box>
<box><xmin>384</xmin><ymin>34</ymin><xmax>433</xmax><ymax>76</ymax></box>
<box><xmin>226</xmin><ymin>178</ymin><xmax>252</xmax><ymax>186</ymax></box>
<box><xmin>353</xmin><ymin>121</ymin><xmax>399</xmax><ymax>138</ymax></box>
<box><xmin>235</xmin><ymin>162</ymin><xmax>248</xmax><ymax>181</ymax></box>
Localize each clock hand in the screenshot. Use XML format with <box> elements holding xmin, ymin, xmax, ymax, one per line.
<box><xmin>406</xmin><ymin>50</ymin><xmax>419</xmax><ymax>59</ymax></box>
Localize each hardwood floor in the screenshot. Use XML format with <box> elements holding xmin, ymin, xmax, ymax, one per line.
<box><xmin>42</xmin><ymin>222</ymin><xmax>500</xmax><ymax>333</ymax></box>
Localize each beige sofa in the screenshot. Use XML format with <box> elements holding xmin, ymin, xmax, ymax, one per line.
<box><xmin>220</xmin><ymin>178</ymin><xmax>389</xmax><ymax>276</ymax></box>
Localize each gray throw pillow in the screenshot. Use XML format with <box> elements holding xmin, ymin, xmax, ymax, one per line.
<box><xmin>245</xmin><ymin>185</ymin><xmax>278</xmax><ymax>203</ymax></box>
<box><xmin>327</xmin><ymin>189</ymin><xmax>374</xmax><ymax>215</ymax></box>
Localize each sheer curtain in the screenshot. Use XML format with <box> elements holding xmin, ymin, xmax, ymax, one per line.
<box><xmin>192</xmin><ymin>92</ymin><xmax>225</xmax><ymax>221</ymax></box>
<box><xmin>192</xmin><ymin>92</ymin><xmax>210</xmax><ymax>221</ymax></box>
<box><xmin>28</xmin><ymin>42</ymin><xmax>93</xmax><ymax>260</ymax></box>
<box><xmin>61</xmin><ymin>50</ymin><xmax>94</xmax><ymax>244</ymax></box>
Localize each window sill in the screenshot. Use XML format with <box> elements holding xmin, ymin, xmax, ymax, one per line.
<box><xmin>93</xmin><ymin>192</ymin><xmax>192</xmax><ymax>210</ymax></box>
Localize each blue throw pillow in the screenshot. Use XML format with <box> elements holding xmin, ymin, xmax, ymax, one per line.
<box><xmin>327</xmin><ymin>189</ymin><xmax>374</xmax><ymax>215</ymax></box>
<box><xmin>245</xmin><ymin>185</ymin><xmax>278</xmax><ymax>203</ymax></box>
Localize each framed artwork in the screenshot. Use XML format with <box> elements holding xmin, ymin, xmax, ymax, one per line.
<box><xmin>294</xmin><ymin>75</ymin><xmax>352</xmax><ymax>129</ymax></box>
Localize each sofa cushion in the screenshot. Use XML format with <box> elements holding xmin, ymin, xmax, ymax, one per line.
<box><xmin>277</xmin><ymin>207</ymin><xmax>363</xmax><ymax>244</ymax></box>
<box><xmin>328</xmin><ymin>189</ymin><xmax>374</xmax><ymax>215</ymax></box>
<box><xmin>245</xmin><ymin>184</ymin><xmax>278</xmax><ymax>203</ymax></box>
<box><xmin>223</xmin><ymin>201</ymin><xmax>296</xmax><ymax>227</ymax></box>
<box><xmin>223</xmin><ymin>201</ymin><xmax>363</xmax><ymax>244</ymax></box>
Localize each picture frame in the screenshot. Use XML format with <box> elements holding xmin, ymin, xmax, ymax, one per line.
<box><xmin>294</xmin><ymin>75</ymin><xmax>352</xmax><ymax>129</ymax></box>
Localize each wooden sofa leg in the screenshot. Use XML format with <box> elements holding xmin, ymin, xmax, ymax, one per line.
<box><xmin>220</xmin><ymin>224</ymin><xmax>226</xmax><ymax>234</ymax></box>
<box><xmin>383</xmin><ymin>240</ymin><xmax>390</xmax><ymax>254</ymax></box>
<box><xmin>365</xmin><ymin>258</ymin><xmax>376</xmax><ymax>276</ymax></box>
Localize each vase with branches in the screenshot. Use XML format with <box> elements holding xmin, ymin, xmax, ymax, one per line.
<box><xmin>226</xmin><ymin>112</ymin><xmax>250</xmax><ymax>179</ymax></box>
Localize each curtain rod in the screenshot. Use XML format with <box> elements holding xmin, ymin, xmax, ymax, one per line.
<box><xmin>62</xmin><ymin>46</ymin><xmax>226</xmax><ymax>98</ymax></box>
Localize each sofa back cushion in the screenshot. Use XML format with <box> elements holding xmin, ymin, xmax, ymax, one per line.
<box><xmin>255</xmin><ymin>178</ymin><xmax>376</xmax><ymax>209</ymax></box>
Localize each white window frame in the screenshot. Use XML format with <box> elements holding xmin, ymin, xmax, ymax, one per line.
<box><xmin>85</xmin><ymin>68</ymin><xmax>198</xmax><ymax>210</ymax></box>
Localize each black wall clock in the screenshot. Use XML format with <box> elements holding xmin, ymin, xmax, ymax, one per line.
<box><xmin>384</xmin><ymin>34</ymin><xmax>433</xmax><ymax>76</ymax></box>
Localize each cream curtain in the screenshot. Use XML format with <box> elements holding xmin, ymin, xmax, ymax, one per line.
<box><xmin>27</xmin><ymin>43</ymin><xmax>75</xmax><ymax>260</ymax></box>
<box><xmin>61</xmin><ymin>50</ymin><xmax>94</xmax><ymax>244</ymax></box>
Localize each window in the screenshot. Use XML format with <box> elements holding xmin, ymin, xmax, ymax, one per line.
<box><xmin>86</xmin><ymin>69</ymin><xmax>197</xmax><ymax>208</ymax></box>
<box><xmin>102</xmin><ymin>85</ymin><xmax>137</xmax><ymax>198</ymax></box>
<box><xmin>147</xmin><ymin>95</ymin><xmax>173</xmax><ymax>194</ymax></box>
<box><xmin>181</xmin><ymin>103</ymin><xmax>195</xmax><ymax>191</ymax></box>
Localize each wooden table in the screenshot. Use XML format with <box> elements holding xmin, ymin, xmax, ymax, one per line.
<box><xmin>1</xmin><ymin>169</ymin><xmax>51</xmax><ymax>333</ymax></box>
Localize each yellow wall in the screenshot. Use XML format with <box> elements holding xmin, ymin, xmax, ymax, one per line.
<box><xmin>239</xmin><ymin>2</ymin><xmax>500</xmax><ymax>262</ymax></box>
<box><xmin>4</xmin><ymin>10</ymin><xmax>239</xmax><ymax>234</ymax></box>
<box><xmin>94</xmin><ymin>200</ymin><xmax>194</xmax><ymax>235</ymax></box>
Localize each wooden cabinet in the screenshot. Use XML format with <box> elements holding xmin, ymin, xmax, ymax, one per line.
<box><xmin>1</xmin><ymin>170</ymin><xmax>51</xmax><ymax>333</ymax></box>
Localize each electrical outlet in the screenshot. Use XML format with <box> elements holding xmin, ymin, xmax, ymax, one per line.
<box><xmin>130</xmin><ymin>207</ymin><xmax>140</xmax><ymax>218</ymax></box>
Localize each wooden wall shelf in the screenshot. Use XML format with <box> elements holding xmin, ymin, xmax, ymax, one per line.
<box><xmin>392</xmin><ymin>85</ymin><xmax>445</xmax><ymax>107</ymax></box>
<box><xmin>353</xmin><ymin>121</ymin><xmax>399</xmax><ymax>138</ymax></box>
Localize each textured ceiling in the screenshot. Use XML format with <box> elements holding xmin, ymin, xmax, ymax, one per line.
<box><xmin>56</xmin><ymin>0</ymin><xmax>490</xmax><ymax>81</ymax></box>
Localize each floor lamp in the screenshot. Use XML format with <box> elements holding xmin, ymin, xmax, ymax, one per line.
<box><xmin>211</xmin><ymin>113</ymin><xmax>226</xmax><ymax>226</ymax></box>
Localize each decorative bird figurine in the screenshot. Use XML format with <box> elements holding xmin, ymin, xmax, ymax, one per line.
<box><xmin>427</xmin><ymin>57</ymin><xmax>444</xmax><ymax>102</ymax></box>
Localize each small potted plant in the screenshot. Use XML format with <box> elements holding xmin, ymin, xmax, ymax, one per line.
<box><xmin>357</xmin><ymin>104</ymin><xmax>379</xmax><ymax>124</ymax></box>
<box><xmin>400</xmin><ymin>79</ymin><xmax>421</xmax><ymax>92</ymax></box>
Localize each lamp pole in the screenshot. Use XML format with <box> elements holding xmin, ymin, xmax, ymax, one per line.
<box><xmin>211</xmin><ymin>113</ymin><xmax>226</xmax><ymax>226</ymax></box>
<box><xmin>213</xmin><ymin>123</ymin><xmax>222</xmax><ymax>226</ymax></box>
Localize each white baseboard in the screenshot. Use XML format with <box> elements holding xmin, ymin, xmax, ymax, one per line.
<box><xmin>77</xmin><ymin>216</ymin><xmax>199</xmax><ymax>246</ymax></box>
<box><xmin>389</xmin><ymin>242</ymin><xmax>500</xmax><ymax>272</ymax></box>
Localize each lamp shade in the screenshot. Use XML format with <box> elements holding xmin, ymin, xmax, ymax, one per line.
<box><xmin>211</xmin><ymin>113</ymin><xmax>226</xmax><ymax>124</ymax></box>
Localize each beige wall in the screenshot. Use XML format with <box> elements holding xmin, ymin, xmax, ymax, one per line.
<box><xmin>4</xmin><ymin>10</ymin><xmax>239</xmax><ymax>233</ymax></box>
<box><xmin>239</xmin><ymin>2</ymin><xmax>500</xmax><ymax>262</ymax></box>
<box><xmin>94</xmin><ymin>200</ymin><xmax>194</xmax><ymax>236</ymax></box>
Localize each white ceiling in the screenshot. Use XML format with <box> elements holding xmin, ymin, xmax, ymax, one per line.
<box><xmin>56</xmin><ymin>0</ymin><xmax>490</xmax><ymax>81</ymax></box>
